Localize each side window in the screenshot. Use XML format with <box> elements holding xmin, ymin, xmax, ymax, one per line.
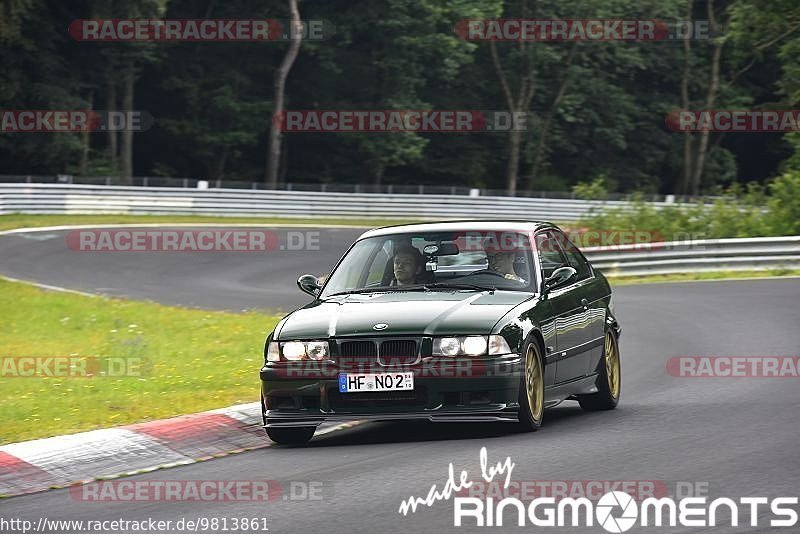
<box><xmin>535</xmin><ymin>231</ymin><xmax>568</xmax><ymax>278</ymax></box>
<box><xmin>553</xmin><ymin>231</ymin><xmax>592</xmax><ymax>280</ymax></box>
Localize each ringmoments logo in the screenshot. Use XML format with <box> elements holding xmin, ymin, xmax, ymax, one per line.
<box><xmin>398</xmin><ymin>448</ymin><xmax>800</xmax><ymax>530</ymax></box>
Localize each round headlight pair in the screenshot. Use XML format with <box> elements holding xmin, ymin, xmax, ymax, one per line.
<box><xmin>279</xmin><ymin>341</ymin><xmax>330</xmax><ymax>361</ymax></box>
<box><xmin>435</xmin><ymin>336</ymin><xmax>488</xmax><ymax>357</ymax></box>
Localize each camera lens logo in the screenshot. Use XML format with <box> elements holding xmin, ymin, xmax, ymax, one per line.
<box><xmin>596</xmin><ymin>491</ymin><xmax>638</xmax><ymax>533</ymax></box>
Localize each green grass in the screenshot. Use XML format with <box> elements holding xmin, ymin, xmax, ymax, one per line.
<box><xmin>0</xmin><ymin>279</ymin><xmax>284</xmax><ymax>444</ymax></box>
<box><xmin>0</xmin><ymin>213</ymin><xmax>423</xmax><ymax>232</ymax></box>
<box><xmin>606</xmin><ymin>269</ymin><xmax>800</xmax><ymax>286</ymax></box>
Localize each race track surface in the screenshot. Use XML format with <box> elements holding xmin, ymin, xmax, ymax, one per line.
<box><xmin>0</xmin><ymin>226</ymin><xmax>366</xmax><ymax>311</ymax></box>
<box><xmin>1</xmin><ymin>226</ymin><xmax>799</xmax><ymax>533</ymax></box>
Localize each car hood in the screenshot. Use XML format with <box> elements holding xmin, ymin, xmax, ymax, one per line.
<box><xmin>277</xmin><ymin>290</ymin><xmax>533</xmax><ymax>339</ymax></box>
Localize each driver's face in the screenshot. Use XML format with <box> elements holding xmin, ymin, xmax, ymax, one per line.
<box><xmin>487</xmin><ymin>251</ymin><xmax>515</xmax><ymax>272</ymax></box>
<box><xmin>393</xmin><ymin>253</ymin><xmax>417</xmax><ymax>283</ymax></box>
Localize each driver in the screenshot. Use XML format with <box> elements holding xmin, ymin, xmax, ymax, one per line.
<box><xmin>392</xmin><ymin>246</ymin><xmax>423</xmax><ymax>285</ymax></box>
<box><xmin>483</xmin><ymin>236</ymin><xmax>526</xmax><ymax>283</ymax></box>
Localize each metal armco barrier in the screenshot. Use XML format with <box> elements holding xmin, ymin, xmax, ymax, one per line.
<box><xmin>2</xmin><ymin>184</ymin><xmax>796</xmax><ymax>276</ymax></box>
<box><xmin>584</xmin><ymin>236</ymin><xmax>800</xmax><ymax>277</ymax></box>
<box><xmin>0</xmin><ymin>183</ymin><xmax>688</xmax><ymax>222</ymax></box>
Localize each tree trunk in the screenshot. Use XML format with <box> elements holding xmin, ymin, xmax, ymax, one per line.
<box><xmin>690</xmin><ymin>0</ymin><xmax>723</xmax><ymax>196</ymax></box>
<box><xmin>107</xmin><ymin>80</ymin><xmax>118</xmax><ymax>172</ymax></box>
<box><xmin>373</xmin><ymin>164</ymin><xmax>384</xmax><ymax>187</ymax></box>
<box><xmin>488</xmin><ymin>0</ymin><xmax>535</xmax><ymax>196</ymax></box>
<box><xmin>279</xmin><ymin>139</ymin><xmax>289</xmax><ymax>185</ymax></box>
<box><xmin>211</xmin><ymin>147</ymin><xmax>228</xmax><ymax>180</ymax></box>
<box><xmin>79</xmin><ymin>92</ymin><xmax>93</xmax><ymax>176</ymax></box>
<box><xmin>505</xmin><ymin>129</ymin><xmax>522</xmax><ymax>194</ymax></box>
<box><xmin>265</xmin><ymin>0</ymin><xmax>303</xmax><ymax>188</ymax></box>
<box><xmin>526</xmin><ymin>43</ymin><xmax>578</xmax><ymax>191</ymax></box>
<box><xmin>120</xmin><ymin>66</ymin><xmax>135</xmax><ymax>184</ymax></box>
<box><xmin>679</xmin><ymin>0</ymin><xmax>694</xmax><ymax>196</ymax></box>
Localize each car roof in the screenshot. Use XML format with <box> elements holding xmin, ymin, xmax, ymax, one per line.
<box><xmin>358</xmin><ymin>220</ymin><xmax>559</xmax><ymax>240</ymax></box>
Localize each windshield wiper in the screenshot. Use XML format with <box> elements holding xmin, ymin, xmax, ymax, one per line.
<box><xmin>325</xmin><ymin>282</ymin><xmax>495</xmax><ymax>298</ymax></box>
<box><xmin>423</xmin><ymin>282</ymin><xmax>496</xmax><ymax>293</ymax></box>
<box><xmin>325</xmin><ymin>285</ymin><xmax>428</xmax><ymax>297</ymax></box>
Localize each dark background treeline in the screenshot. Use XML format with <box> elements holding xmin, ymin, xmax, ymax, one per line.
<box><xmin>1</xmin><ymin>0</ymin><xmax>798</xmax><ymax>195</ymax></box>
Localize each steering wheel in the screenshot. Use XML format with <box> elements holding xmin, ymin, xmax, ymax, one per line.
<box><xmin>469</xmin><ymin>269</ymin><xmax>511</xmax><ymax>279</ymax></box>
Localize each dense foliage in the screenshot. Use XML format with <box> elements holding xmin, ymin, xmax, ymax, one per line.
<box><xmin>577</xmin><ymin>171</ymin><xmax>800</xmax><ymax>239</ymax></box>
<box><xmin>1</xmin><ymin>0</ymin><xmax>799</xmax><ymax>195</ymax></box>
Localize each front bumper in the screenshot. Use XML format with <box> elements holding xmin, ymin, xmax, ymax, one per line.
<box><xmin>260</xmin><ymin>355</ymin><xmax>522</xmax><ymax>428</ymax></box>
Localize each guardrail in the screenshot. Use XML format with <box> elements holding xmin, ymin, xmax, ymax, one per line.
<box><xmin>0</xmin><ymin>174</ymin><xmax>702</xmax><ymax>203</ymax></box>
<box><xmin>584</xmin><ymin>236</ymin><xmax>800</xmax><ymax>277</ymax></box>
<box><xmin>0</xmin><ymin>183</ymin><xmax>690</xmax><ymax>222</ymax></box>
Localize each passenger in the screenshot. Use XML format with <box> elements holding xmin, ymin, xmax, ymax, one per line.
<box><xmin>483</xmin><ymin>237</ymin><xmax>525</xmax><ymax>283</ymax></box>
<box><xmin>392</xmin><ymin>246</ymin><xmax>423</xmax><ymax>285</ymax></box>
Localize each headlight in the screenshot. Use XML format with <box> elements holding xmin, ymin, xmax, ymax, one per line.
<box><xmin>273</xmin><ymin>340</ymin><xmax>331</xmax><ymax>362</ymax></box>
<box><xmin>462</xmin><ymin>336</ymin><xmax>488</xmax><ymax>356</ymax></box>
<box><xmin>488</xmin><ymin>335</ymin><xmax>512</xmax><ymax>355</ymax></box>
<box><xmin>282</xmin><ymin>341</ymin><xmax>307</xmax><ymax>361</ymax></box>
<box><xmin>266</xmin><ymin>341</ymin><xmax>281</xmax><ymax>362</ymax></box>
<box><xmin>306</xmin><ymin>341</ymin><xmax>329</xmax><ymax>361</ymax></box>
<box><xmin>433</xmin><ymin>336</ymin><xmax>488</xmax><ymax>357</ymax></box>
<box><xmin>436</xmin><ymin>337</ymin><xmax>461</xmax><ymax>356</ymax></box>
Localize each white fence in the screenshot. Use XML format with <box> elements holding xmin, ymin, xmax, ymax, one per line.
<box><xmin>0</xmin><ymin>183</ymin><xmax>686</xmax><ymax>222</ymax></box>
<box><xmin>584</xmin><ymin>236</ymin><xmax>800</xmax><ymax>277</ymax></box>
<box><xmin>3</xmin><ymin>184</ymin><xmax>796</xmax><ymax>276</ymax></box>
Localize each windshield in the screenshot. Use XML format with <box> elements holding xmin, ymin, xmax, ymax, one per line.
<box><xmin>320</xmin><ymin>230</ymin><xmax>537</xmax><ymax>297</ymax></box>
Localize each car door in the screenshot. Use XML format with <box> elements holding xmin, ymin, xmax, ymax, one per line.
<box><xmin>554</xmin><ymin>232</ymin><xmax>608</xmax><ymax>376</ymax></box>
<box><xmin>534</xmin><ymin>231</ymin><xmax>589</xmax><ymax>383</ymax></box>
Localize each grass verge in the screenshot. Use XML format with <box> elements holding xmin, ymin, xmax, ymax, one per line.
<box><xmin>607</xmin><ymin>269</ymin><xmax>800</xmax><ymax>286</ymax></box>
<box><xmin>0</xmin><ymin>213</ymin><xmax>422</xmax><ymax>232</ymax></box>
<box><xmin>0</xmin><ymin>278</ymin><xmax>283</xmax><ymax>444</ymax></box>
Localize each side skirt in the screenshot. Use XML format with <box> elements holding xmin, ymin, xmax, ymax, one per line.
<box><xmin>545</xmin><ymin>373</ymin><xmax>600</xmax><ymax>407</ymax></box>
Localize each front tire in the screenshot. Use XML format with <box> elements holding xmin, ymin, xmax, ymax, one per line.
<box><xmin>265</xmin><ymin>426</ymin><xmax>316</xmax><ymax>445</ymax></box>
<box><xmin>517</xmin><ymin>340</ymin><xmax>545</xmax><ymax>431</ymax></box>
<box><xmin>578</xmin><ymin>329</ymin><xmax>621</xmax><ymax>411</ymax></box>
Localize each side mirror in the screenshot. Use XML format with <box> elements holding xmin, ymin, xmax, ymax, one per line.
<box><xmin>544</xmin><ymin>266</ymin><xmax>577</xmax><ymax>291</ymax></box>
<box><xmin>297</xmin><ymin>274</ymin><xmax>322</xmax><ymax>297</ymax></box>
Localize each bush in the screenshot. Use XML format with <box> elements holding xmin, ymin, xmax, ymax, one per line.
<box><xmin>766</xmin><ymin>172</ymin><xmax>800</xmax><ymax>235</ymax></box>
<box><xmin>577</xmin><ymin>173</ymin><xmax>799</xmax><ymax>241</ymax></box>
<box><xmin>572</xmin><ymin>176</ymin><xmax>609</xmax><ymax>200</ymax></box>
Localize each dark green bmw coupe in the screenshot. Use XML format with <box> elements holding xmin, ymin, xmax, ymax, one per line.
<box><xmin>260</xmin><ymin>221</ymin><xmax>621</xmax><ymax>444</ymax></box>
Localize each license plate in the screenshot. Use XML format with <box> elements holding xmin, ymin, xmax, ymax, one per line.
<box><xmin>338</xmin><ymin>372</ymin><xmax>414</xmax><ymax>393</ymax></box>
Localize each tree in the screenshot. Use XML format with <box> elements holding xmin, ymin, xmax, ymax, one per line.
<box><xmin>265</xmin><ymin>0</ymin><xmax>302</xmax><ymax>187</ymax></box>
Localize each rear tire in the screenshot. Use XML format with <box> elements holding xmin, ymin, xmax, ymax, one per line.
<box><xmin>265</xmin><ymin>426</ymin><xmax>316</xmax><ymax>445</ymax></box>
<box><xmin>517</xmin><ymin>340</ymin><xmax>545</xmax><ymax>431</ymax></box>
<box><xmin>578</xmin><ymin>330</ymin><xmax>621</xmax><ymax>411</ymax></box>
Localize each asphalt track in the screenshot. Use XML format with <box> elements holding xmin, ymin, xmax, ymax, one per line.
<box><xmin>0</xmin><ymin>226</ymin><xmax>366</xmax><ymax>311</ymax></box>
<box><xmin>1</xmin><ymin>226</ymin><xmax>799</xmax><ymax>533</ymax></box>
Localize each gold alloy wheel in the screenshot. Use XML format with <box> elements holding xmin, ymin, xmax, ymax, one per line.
<box><xmin>525</xmin><ymin>344</ymin><xmax>544</xmax><ymax>422</ymax></box>
<box><xmin>605</xmin><ymin>331</ymin><xmax>621</xmax><ymax>398</ymax></box>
